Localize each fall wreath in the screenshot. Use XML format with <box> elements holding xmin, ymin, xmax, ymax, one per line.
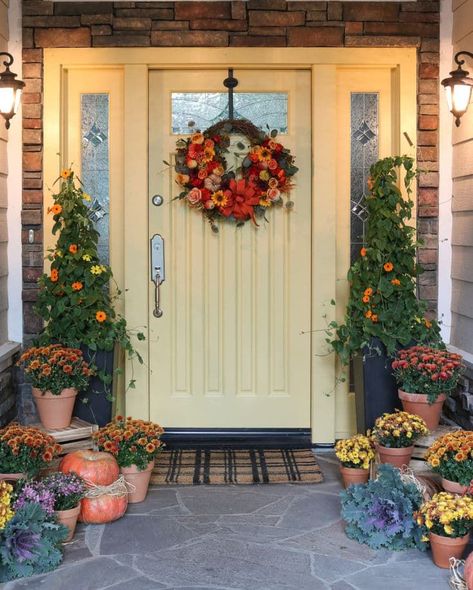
<box><xmin>173</xmin><ymin>119</ymin><xmax>298</xmax><ymax>231</ymax></box>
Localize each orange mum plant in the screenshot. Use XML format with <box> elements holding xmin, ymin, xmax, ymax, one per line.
<box><xmin>17</xmin><ymin>344</ymin><xmax>93</xmax><ymax>396</ymax></box>
<box><xmin>35</xmin><ymin>169</ymin><xmax>144</xmax><ymax>381</ymax></box>
<box><xmin>0</xmin><ymin>423</ymin><xmax>61</xmax><ymax>476</ymax></box>
<box><xmin>328</xmin><ymin>156</ymin><xmax>441</xmax><ymax>363</ymax></box>
<box><xmin>426</xmin><ymin>430</ymin><xmax>473</xmax><ymax>486</ymax></box>
<box><xmin>93</xmin><ymin>416</ymin><xmax>165</xmax><ymax>471</ymax></box>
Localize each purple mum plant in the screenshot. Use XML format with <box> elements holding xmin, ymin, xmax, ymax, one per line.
<box><xmin>42</xmin><ymin>472</ymin><xmax>86</xmax><ymax>511</ymax></box>
<box><xmin>13</xmin><ymin>481</ymin><xmax>55</xmax><ymax>517</ymax></box>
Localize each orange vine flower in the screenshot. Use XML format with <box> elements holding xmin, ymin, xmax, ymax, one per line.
<box><xmin>50</xmin><ymin>203</ymin><xmax>62</xmax><ymax>215</ymax></box>
<box><xmin>391</xmin><ymin>278</ymin><xmax>401</xmax><ymax>286</ymax></box>
<box><xmin>96</xmin><ymin>311</ymin><xmax>107</xmax><ymax>323</ymax></box>
<box><xmin>383</xmin><ymin>262</ymin><xmax>394</xmax><ymax>272</ymax></box>
<box><xmin>364</xmin><ymin>288</ymin><xmax>373</xmax><ymax>297</ymax></box>
<box><xmin>72</xmin><ymin>281</ymin><xmax>83</xmax><ymax>291</ymax></box>
<box><xmin>360</xmin><ymin>247</ymin><xmax>367</xmax><ymax>257</ymax></box>
<box><xmin>362</xmin><ymin>295</ymin><xmax>370</xmax><ymax>303</ymax></box>
<box><xmin>69</xmin><ymin>244</ymin><xmax>78</xmax><ymax>254</ymax></box>
<box><xmin>365</xmin><ymin>310</ymin><xmax>373</xmax><ymax>319</ymax></box>
<box><xmin>50</xmin><ymin>269</ymin><xmax>59</xmax><ymax>282</ymax></box>
<box><xmin>61</xmin><ymin>168</ymin><xmax>72</xmax><ymax>179</ymax></box>
<box><xmin>371</xmin><ymin>314</ymin><xmax>379</xmax><ymax>322</ymax></box>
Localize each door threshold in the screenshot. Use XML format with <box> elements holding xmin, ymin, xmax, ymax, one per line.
<box><xmin>162</xmin><ymin>428</ymin><xmax>312</xmax><ymax>449</ymax></box>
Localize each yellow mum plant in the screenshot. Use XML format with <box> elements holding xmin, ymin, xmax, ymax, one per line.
<box><xmin>335</xmin><ymin>434</ymin><xmax>375</xmax><ymax>470</ymax></box>
<box><xmin>426</xmin><ymin>430</ymin><xmax>473</xmax><ymax>486</ymax></box>
<box><xmin>371</xmin><ymin>410</ymin><xmax>428</xmax><ymax>448</ymax></box>
<box><xmin>415</xmin><ymin>492</ymin><xmax>473</xmax><ymax>538</ymax></box>
<box><xmin>0</xmin><ymin>481</ymin><xmax>14</xmax><ymax>530</ymax></box>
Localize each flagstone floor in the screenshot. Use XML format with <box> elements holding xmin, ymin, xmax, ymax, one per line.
<box><xmin>5</xmin><ymin>452</ymin><xmax>455</xmax><ymax>590</ymax></box>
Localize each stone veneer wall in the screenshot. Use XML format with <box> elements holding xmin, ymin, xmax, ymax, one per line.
<box><xmin>20</xmin><ymin>0</ymin><xmax>441</xmax><ymax>342</ymax></box>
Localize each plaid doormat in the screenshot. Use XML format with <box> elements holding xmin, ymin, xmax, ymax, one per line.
<box><xmin>151</xmin><ymin>448</ymin><xmax>323</xmax><ymax>485</ymax></box>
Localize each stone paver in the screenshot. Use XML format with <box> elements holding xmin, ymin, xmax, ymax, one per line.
<box><xmin>3</xmin><ymin>451</ymin><xmax>455</xmax><ymax>590</ymax></box>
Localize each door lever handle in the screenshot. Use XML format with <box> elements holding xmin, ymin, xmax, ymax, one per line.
<box><xmin>150</xmin><ymin>234</ymin><xmax>165</xmax><ymax>318</ymax></box>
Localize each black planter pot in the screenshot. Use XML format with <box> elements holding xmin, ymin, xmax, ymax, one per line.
<box><xmin>73</xmin><ymin>346</ymin><xmax>114</xmax><ymax>427</ymax></box>
<box><xmin>353</xmin><ymin>338</ymin><xmax>402</xmax><ymax>433</ymax></box>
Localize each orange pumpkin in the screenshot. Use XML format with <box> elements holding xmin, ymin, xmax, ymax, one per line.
<box><xmin>465</xmin><ymin>551</ymin><xmax>473</xmax><ymax>589</ymax></box>
<box><xmin>59</xmin><ymin>450</ymin><xmax>119</xmax><ymax>486</ymax></box>
<box><xmin>79</xmin><ymin>492</ymin><xmax>128</xmax><ymax>524</ymax></box>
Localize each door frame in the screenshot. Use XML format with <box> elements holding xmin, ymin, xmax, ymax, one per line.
<box><xmin>43</xmin><ymin>47</ymin><xmax>417</xmax><ymax>445</ymax></box>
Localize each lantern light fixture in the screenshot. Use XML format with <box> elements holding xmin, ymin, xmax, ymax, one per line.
<box><xmin>442</xmin><ymin>51</ymin><xmax>473</xmax><ymax>127</ymax></box>
<box><xmin>0</xmin><ymin>52</ymin><xmax>25</xmax><ymax>129</ymax></box>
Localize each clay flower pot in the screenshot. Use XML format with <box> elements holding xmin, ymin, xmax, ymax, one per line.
<box><xmin>55</xmin><ymin>504</ymin><xmax>80</xmax><ymax>542</ymax></box>
<box><xmin>339</xmin><ymin>465</ymin><xmax>369</xmax><ymax>488</ymax></box>
<box><xmin>0</xmin><ymin>473</ymin><xmax>26</xmax><ymax>482</ymax></box>
<box><xmin>377</xmin><ymin>444</ymin><xmax>414</xmax><ymax>469</ymax></box>
<box><xmin>120</xmin><ymin>460</ymin><xmax>155</xmax><ymax>503</ymax></box>
<box><xmin>398</xmin><ymin>389</ymin><xmax>446</xmax><ymax>431</ymax></box>
<box><xmin>32</xmin><ymin>387</ymin><xmax>78</xmax><ymax>430</ymax></box>
<box><xmin>429</xmin><ymin>531</ymin><xmax>470</xmax><ymax>568</ymax></box>
<box><xmin>441</xmin><ymin>478</ymin><xmax>469</xmax><ymax>495</ymax></box>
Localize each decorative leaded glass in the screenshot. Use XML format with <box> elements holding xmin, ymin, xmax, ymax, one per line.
<box><xmin>171</xmin><ymin>92</ymin><xmax>288</xmax><ymax>134</ymax></box>
<box><xmin>81</xmin><ymin>93</ymin><xmax>110</xmax><ymax>264</ymax></box>
<box><xmin>350</xmin><ymin>93</ymin><xmax>379</xmax><ymax>265</ymax></box>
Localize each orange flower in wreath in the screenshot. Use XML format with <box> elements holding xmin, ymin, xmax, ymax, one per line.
<box><xmin>69</xmin><ymin>244</ymin><xmax>78</xmax><ymax>254</ymax></box>
<box><xmin>95</xmin><ymin>311</ymin><xmax>107</xmax><ymax>323</ymax></box>
<box><xmin>383</xmin><ymin>262</ymin><xmax>394</xmax><ymax>272</ymax></box>
<box><xmin>50</xmin><ymin>269</ymin><xmax>59</xmax><ymax>283</ymax></box>
<box><xmin>221</xmin><ymin>178</ymin><xmax>261</xmax><ymax>223</ymax></box>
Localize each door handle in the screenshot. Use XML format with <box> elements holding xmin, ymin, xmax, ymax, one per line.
<box><xmin>150</xmin><ymin>234</ymin><xmax>165</xmax><ymax>318</ymax></box>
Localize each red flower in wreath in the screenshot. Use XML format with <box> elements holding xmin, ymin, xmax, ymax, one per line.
<box><xmin>221</xmin><ymin>178</ymin><xmax>261</xmax><ymax>223</ymax></box>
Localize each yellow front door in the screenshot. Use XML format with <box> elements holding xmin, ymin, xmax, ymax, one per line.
<box><xmin>148</xmin><ymin>69</ymin><xmax>312</xmax><ymax>428</ymax></box>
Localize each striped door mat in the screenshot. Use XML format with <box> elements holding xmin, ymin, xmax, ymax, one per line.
<box><xmin>151</xmin><ymin>448</ymin><xmax>323</xmax><ymax>485</ymax></box>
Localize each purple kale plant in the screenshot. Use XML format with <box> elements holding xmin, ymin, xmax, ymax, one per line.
<box><xmin>340</xmin><ymin>464</ymin><xmax>425</xmax><ymax>551</ymax></box>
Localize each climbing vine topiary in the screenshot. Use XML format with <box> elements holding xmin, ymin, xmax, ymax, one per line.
<box><xmin>328</xmin><ymin>156</ymin><xmax>441</xmax><ymax>364</ymax></box>
<box><xmin>35</xmin><ymin>169</ymin><xmax>144</xmax><ymax>364</ymax></box>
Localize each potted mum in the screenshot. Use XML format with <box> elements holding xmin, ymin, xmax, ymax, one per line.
<box><xmin>371</xmin><ymin>410</ymin><xmax>428</xmax><ymax>468</ymax></box>
<box><xmin>392</xmin><ymin>345</ymin><xmax>463</xmax><ymax>431</ymax></box>
<box><xmin>0</xmin><ymin>423</ymin><xmax>61</xmax><ymax>480</ymax></box>
<box><xmin>93</xmin><ymin>416</ymin><xmax>164</xmax><ymax>503</ymax></box>
<box><xmin>335</xmin><ymin>434</ymin><xmax>375</xmax><ymax>488</ymax></box>
<box><xmin>426</xmin><ymin>430</ymin><xmax>473</xmax><ymax>494</ymax></box>
<box><xmin>328</xmin><ymin>156</ymin><xmax>441</xmax><ymax>431</ymax></box>
<box><xmin>35</xmin><ymin>169</ymin><xmax>144</xmax><ymax>426</ymax></box>
<box><xmin>415</xmin><ymin>492</ymin><xmax>473</xmax><ymax>568</ymax></box>
<box><xmin>17</xmin><ymin>345</ymin><xmax>93</xmax><ymax>430</ymax></box>
<box><xmin>42</xmin><ymin>472</ymin><xmax>86</xmax><ymax>541</ymax></box>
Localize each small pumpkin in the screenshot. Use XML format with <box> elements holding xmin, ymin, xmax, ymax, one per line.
<box><xmin>59</xmin><ymin>450</ymin><xmax>119</xmax><ymax>486</ymax></box>
<box><xmin>79</xmin><ymin>491</ymin><xmax>128</xmax><ymax>524</ymax></box>
<box><xmin>465</xmin><ymin>551</ymin><xmax>473</xmax><ymax>589</ymax></box>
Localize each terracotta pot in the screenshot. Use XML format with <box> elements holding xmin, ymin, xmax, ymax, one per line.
<box><xmin>429</xmin><ymin>531</ymin><xmax>470</xmax><ymax>568</ymax></box>
<box><xmin>339</xmin><ymin>465</ymin><xmax>370</xmax><ymax>488</ymax></box>
<box><xmin>55</xmin><ymin>504</ymin><xmax>80</xmax><ymax>542</ymax></box>
<box><xmin>377</xmin><ymin>444</ymin><xmax>414</xmax><ymax>469</ymax></box>
<box><xmin>398</xmin><ymin>389</ymin><xmax>446</xmax><ymax>431</ymax></box>
<box><xmin>120</xmin><ymin>461</ymin><xmax>155</xmax><ymax>503</ymax></box>
<box><xmin>441</xmin><ymin>477</ymin><xmax>469</xmax><ymax>495</ymax></box>
<box><xmin>0</xmin><ymin>473</ymin><xmax>26</xmax><ymax>482</ymax></box>
<box><xmin>32</xmin><ymin>387</ymin><xmax>78</xmax><ymax>430</ymax></box>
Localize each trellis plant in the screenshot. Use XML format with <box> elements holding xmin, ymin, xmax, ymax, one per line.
<box><xmin>328</xmin><ymin>156</ymin><xmax>441</xmax><ymax>364</ymax></box>
<box><xmin>35</xmin><ymin>169</ymin><xmax>144</xmax><ymax>388</ymax></box>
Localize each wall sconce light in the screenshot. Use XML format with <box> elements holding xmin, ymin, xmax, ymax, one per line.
<box><xmin>442</xmin><ymin>51</ymin><xmax>473</xmax><ymax>127</ymax></box>
<box><xmin>0</xmin><ymin>52</ymin><xmax>25</xmax><ymax>129</ymax></box>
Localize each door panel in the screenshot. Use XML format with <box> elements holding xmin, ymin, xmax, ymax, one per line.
<box><xmin>149</xmin><ymin>70</ymin><xmax>312</xmax><ymax>428</ymax></box>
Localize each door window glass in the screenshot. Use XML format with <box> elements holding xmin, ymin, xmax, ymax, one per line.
<box><xmin>350</xmin><ymin>92</ymin><xmax>379</xmax><ymax>264</ymax></box>
<box><xmin>81</xmin><ymin>93</ymin><xmax>110</xmax><ymax>264</ymax></box>
<box><xmin>171</xmin><ymin>92</ymin><xmax>288</xmax><ymax>134</ymax></box>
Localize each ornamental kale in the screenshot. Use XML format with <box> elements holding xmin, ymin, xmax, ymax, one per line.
<box><xmin>0</xmin><ymin>502</ymin><xmax>67</xmax><ymax>582</ymax></box>
<box><xmin>42</xmin><ymin>472</ymin><xmax>86</xmax><ymax>511</ymax></box>
<box><xmin>340</xmin><ymin>464</ymin><xmax>425</xmax><ymax>551</ymax></box>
